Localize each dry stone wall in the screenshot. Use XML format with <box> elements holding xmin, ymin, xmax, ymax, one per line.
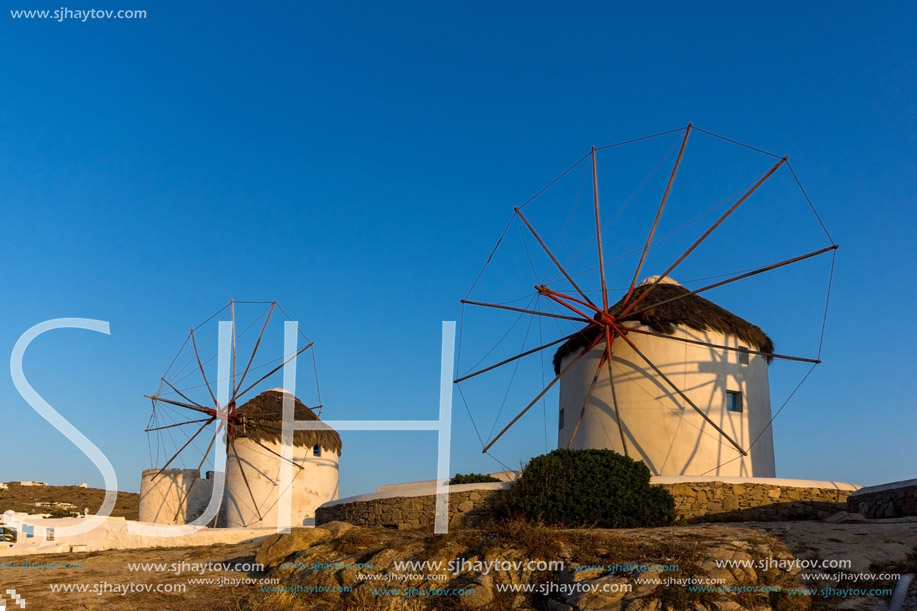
<box><xmin>660</xmin><ymin>481</ymin><xmax>852</xmax><ymax>522</ymax></box>
<box><xmin>316</xmin><ymin>481</ymin><xmax>854</xmax><ymax>529</ymax></box>
<box><xmin>847</xmin><ymin>481</ymin><xmax>917</xmax><ymax>519</ymax></box>
<box><xmin>316</xmin><ymin>488</ymin><xmax>503</xmax><ymax>529</ymax></box>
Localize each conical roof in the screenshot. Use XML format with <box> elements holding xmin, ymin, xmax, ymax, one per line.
<box><xmin>235</xmin><ymin>389</ymin><xmax>342</xmax><ymax>454</ymax></box>
<box><xmin>553</xmin><ymin>281</ymin><xmax>774</xmax><ymax>374</ymax></box>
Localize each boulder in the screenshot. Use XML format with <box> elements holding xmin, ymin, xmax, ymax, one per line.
<box><xmin>464</xmin><ymin>575</ymin><xmax>494</xmax><ymax>608</ymax></box>
<box><xmin>255</xmin><ymin>527</ymin><xmax>331</xmax><ymax>568</ymax></box>
<box><xmin>567</xmin><ymin>575</ymin><xmax>630</xmax><ymax>609</ymax></box>
<box><xmin>318</xmin><ymin>520</ymin><xmax>358</xmax><ymax>538</ymax></box>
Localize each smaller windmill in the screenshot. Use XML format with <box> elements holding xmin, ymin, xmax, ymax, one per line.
<box><xmin>139</xmin><ymin>301</ymin><xmax>340</xmax><ymax>527</ymax></box>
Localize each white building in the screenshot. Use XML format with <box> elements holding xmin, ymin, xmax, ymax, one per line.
<box><xmin>139</xmin><ymin>468</ymin><xmax>216</xmax><ymax>525</ymax></box>
<box><xmin>556</xmin><ymin>278</ymin><xmax>776</xmax><ymax>477</ymax></box>
<box><xmin>18</xmin><ymin>481</ymin><xmax>48</xmax><ymax>487</ymax></box>
<box><xmin>223</xmin><ymin>389</ymin><xmax>341</xmax><ymax>528</ymax></box>
<box><xmin>139</xmin><ymin>389</ymin><xmax>340</xmax><ymax>529</ymax></box>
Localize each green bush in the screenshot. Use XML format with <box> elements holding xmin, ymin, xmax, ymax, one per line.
<box><xmin>449</xmin><ymin>472</ymin><xmax>501</xmax><ymax>485</ymax></box>
<box><xmin>501</xmin><ymin>449</ymin><xmax>675</xmax><ymax>528</ymax></box>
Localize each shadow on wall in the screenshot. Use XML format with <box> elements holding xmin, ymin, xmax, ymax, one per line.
<box><xmin>677</xmin><ymin>501</ymin><xmax>848</xmax><ymax>523</ymax></box>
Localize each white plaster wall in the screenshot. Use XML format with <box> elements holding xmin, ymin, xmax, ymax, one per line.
<box><xmin>323</xmin><ymin>482</ymin><xmax>511</xmax><ymax>508</ymax></box>
<box><xmin>138</xmin><ymin>469</ymin><xmax>214</xmax><ymax>525</ymax></box>
<box><xmin>223</xmin><ymin>438</ymin><xmax>339</xmax><ymax>528</ymax></box>
<box><xmin>374</xmin><ymin>471</ymin><xmax>520</xmax><ymax>494</ymax></box>
<box><xmin>557</xmin><ymin>323</ymin><xmax>776</xmax><ymax>477</ymax></box>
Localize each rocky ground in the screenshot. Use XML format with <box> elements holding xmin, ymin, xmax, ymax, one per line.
<box><xmin>1</xmin><ymin>516</ymin><xmax>914</xmax><ymax>610</ymax></box>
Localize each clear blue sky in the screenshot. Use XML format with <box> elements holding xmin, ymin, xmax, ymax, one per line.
<box><xmin>1</xmin><ymin>2</ymin><xmax>914</xmax><ymax>497</ymax></box>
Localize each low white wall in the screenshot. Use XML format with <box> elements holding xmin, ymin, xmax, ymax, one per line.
<box><xmin>373</xmin><ymin>471</ymin><xmax>519</xmax><ymax>494</ymax></box>
<box><xmin>0</xmin><ymin>512</ymin><xmax>274</xmax><ymax>557</ymax></box>
<box><xmin>324</xmin><ymin>482</ymin><xmax>510</xmax><ymax>508</ymax></box>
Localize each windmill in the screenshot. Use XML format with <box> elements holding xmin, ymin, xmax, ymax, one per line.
<box><xmin>455</xmin><ymin>124</ymin><xmax>836</xmax><ymax>477</ymax></box>
<box><xmin>139</xmin><ymin>301</ymin><xmax>340</xmax><ymax>527</ymax></box>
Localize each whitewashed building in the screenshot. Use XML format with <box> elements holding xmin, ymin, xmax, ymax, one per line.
<box><xmin>139</xmin><ymin>389</ymin><xmax>341</xmax><ymax>529</ymax></box>
<box><xmin>557</xmin><ymin>278</ymin><xmax>776</xmax><ymax>477</ymax></box>
<box><xmin>223</xmin><ymin>389</ymin><xmax>341</xmax><ymax>528</ymax></box>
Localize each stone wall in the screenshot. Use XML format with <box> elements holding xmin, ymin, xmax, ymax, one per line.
<box><xmin>847</xmin><ymin>479</ymin><xmax>917</xmax><ymax>519</ymax></box>
<box><xmin>315</xmin><ymin>488</ymin><xmax>504</xmax><ymax>530</ymax></box>
<box><xmin>659</xmin><ymin>481</ymin><xmax>853</xmax><ymax>522</ymax></box>
<box><xmin>316</xmin><ymin>480</ymin><xmax>855</xmax><ymax>529</ymax></box>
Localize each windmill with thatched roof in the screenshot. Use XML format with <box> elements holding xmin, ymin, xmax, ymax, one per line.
<box><xmin>140</xmin><ymin>301</ymin><xmax>340</xmax><ymax>528</ymax></box>
<box><xmin>455</xmin><ymin>124</ymin><xmax>837</xmax><ymax>478</ymax></box>
<box><xmin>555</xmin><ymin>276</ymin><xmax>777</xmax><ymax>476</ymax></box>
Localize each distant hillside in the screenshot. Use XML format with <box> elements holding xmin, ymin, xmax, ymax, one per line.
<box><xmin>0</xmin><ymin>483</ymin><xmax>138</xmax><ymax>519</ymax></box>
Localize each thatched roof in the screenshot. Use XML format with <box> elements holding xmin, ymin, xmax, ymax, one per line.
<box><xmin>553</xmin><ymin>281</ymin><xmax>774</xmax><ymax>374</ymax></box>
<box><xmin>235</xmin><ymin>389</ymin><xmax>342</xmax><ymax>454</ymax></box>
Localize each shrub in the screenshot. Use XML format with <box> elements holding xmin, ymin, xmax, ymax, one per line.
<box><xmin>448</xmin><ymin>473</ymin><xmax>501</xmax><ymax>485</ymax></box>
<box><xmin>501</xmin><ymin>449</ymin><xmax>675</xmax><ymax>528</ymax></box>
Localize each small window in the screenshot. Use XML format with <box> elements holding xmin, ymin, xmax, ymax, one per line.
<box><xmin>726</xmin><ymin>390</ymin><xmax>743</xmax><ymax>413</ymax></box>
<box><xmin>737</xmin><ymin>348</ymin><xmax>749</xmax><ymax>365</ymax></box>
<box><xmin>313</xmin><ymin>445</ymin><xmax>321</xmax><ymax>457</ymax></box>
<box><xmin>22</xmin><ymin>525</ymin><xmax>34</xmax><ymax>539</ymax></box>
<box><xmin>558</xmin><ymin>408</ymin><xmax>564</xmax><ymax>430</ymax></box>
<box><xmin>46</xmin><ymin>528</ymin><xmax>55</xmax><ymax>541</ymax></box>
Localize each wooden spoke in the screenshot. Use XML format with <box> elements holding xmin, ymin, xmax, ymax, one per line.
<box><xmin>613</xmin><ymin>329</ymin><xmax>747</xmax><ymax>456</ymax></box>
<box><xmin>190</xmin><ymin>329</ymin><xmax>218</xmax><ymax>406</ymax></box>
<box><xmin>461</xmin><ymin>299</ymin><xmax>590</xmax><ymax>323</ymax></box>
<box><xmin>539</xmin><ymin>287</ymin><xmax>602</xmax><ymax>314</ymax></box>
<box><xmin>538</xmin><ymin>288</ymin><xmax>600</xmax><ymax>321</ymax></box>
<box><xmin>454</xmin><ymin>331</ymin><xmax>584</xmax><ymax>384</ymax></box>
<box><xmin>154</xmin><ymin>418</ymin><xmax>215</xmax><ymax>478</ymax></box>
<box><xmin>233</xmin><ymin>302</ymin><xmax>276</xmax><ymax>399</ymax></box>
<box><xmin>247</xmin><ymin>436</ymin><xmax>304</xmax><ymax>471</ymax></box>
<box><xmin>233</xmin><ymin>342</ymin><xmax>313</xmax><ymax>402</ymax></box>
<box><xmin>145</xmin><ymin>394</ymin><xmax>215</xmax><ymax>416</ymax></box>
<box><xmin>483</xmin><ymin>345</ymin><xmax>590</xmax><ymax>453</ymax></box>
<box><xmin>591</xmin><ymin>147</ymin><xmax>610</xmax><ymax>311</ymax></box>
<box><xmin>621</xmin><ymin>156</ymin><xmax>787</xmax><ymax>317</ymax></box>
<box><xmin>623</xmin><ymin>327</ymin><xmax>820</xmax><ymax>364</ymax></box>
<box><xmin>172</xmin><ymin>425</ymin><xmax>221</xmax><ymax>523</ymax></box>
<box><xmin>515</xmin><ymin>207</ymin><xmax>597</xmax><ymax>308</ymax></box>
<box><xmin>566</xmin><ymin>358</ymin><xmax>603</xmax><ymax>449</ymax></box>
<box><xmin>159</xmin><ymin>377</ymin><xmax>207</xmax><ymax>410</ymax></box>
<box><xmin>625</xmin><ymin>124</ymin><xmax>692</xmax><ymax>304</ymax></box>
<box><xmin>230</xmin><ymin>438</ymin><xmax>264</xmax><ymax>523</ymax></box>
<box><xmin>145</xmin><ymin>417</ymin><xmax>212</xmax><ymax>433</ymax></box>
<box><xmin>231</xmin><ymin>299</ymin><xmax>238</xmax><ymax>407</ymax></box>
<box><xmin>624</xmin><ymin>245</ymin><xmax>838</xmax><ymax>320</ymax></box>
<box><xmin>603</xmin><ymin>328</ymin><xmax>629</xmax><ymax>457</ymax></box>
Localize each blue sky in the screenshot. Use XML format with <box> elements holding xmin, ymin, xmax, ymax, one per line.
<box><xmin>1</xmin><ymin>2</ymin><xmax>914</xmax><ymax>497</ymax></box>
